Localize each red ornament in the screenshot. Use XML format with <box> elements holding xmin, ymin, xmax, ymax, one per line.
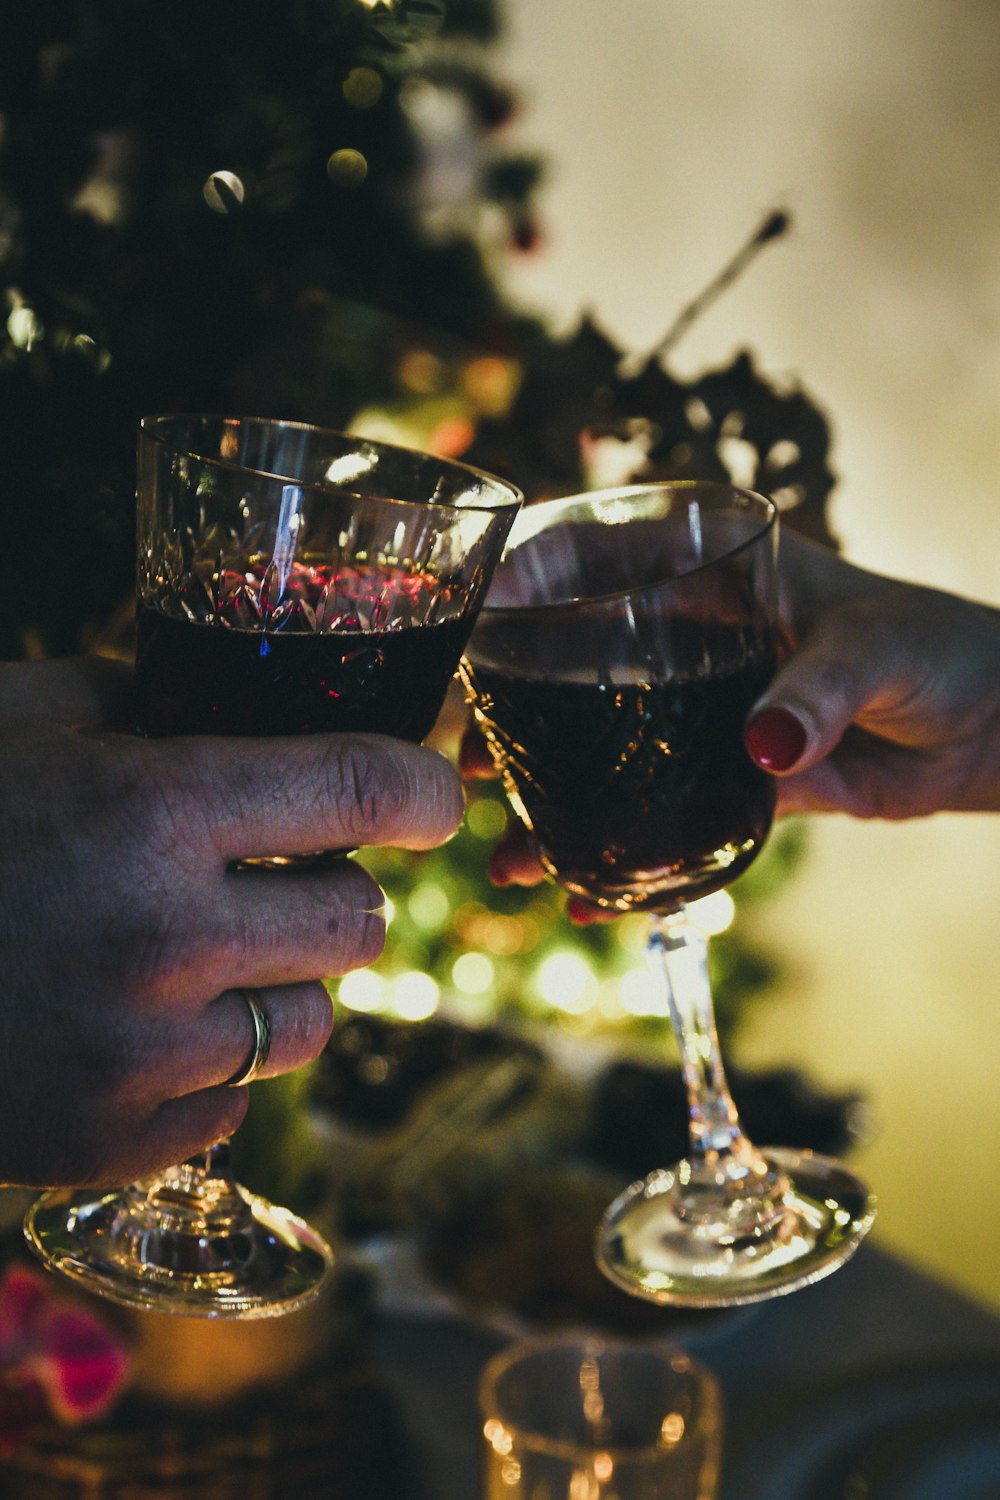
<box><xmin>0</xmin><ymin>1263</ymin><xmax>130</xmax><ymax>1445</ymax></box>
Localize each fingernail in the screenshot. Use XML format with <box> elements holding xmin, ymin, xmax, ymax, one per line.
<box><xmin>459</xmin><ymin>728</ymin><xmax>495</xmax><ymax>779</ymax></box>
<box><xmin>744</xmin><ymin>706</ymin><xmax>808</xmax><ymax>772</ymax></box>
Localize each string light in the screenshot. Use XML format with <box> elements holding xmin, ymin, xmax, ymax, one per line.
<box><xmin>408</xmin><ymin>882</ymin><xmax>449</xmax><ymax>928</ymax></box>
<box><xmin>688</xmin><ymin>889</ymin><xmax>736</xmax><ymax>936</ymax></box>
<box><xmin>392</xmin><ymin>970</ymin><xmax>440</xmax><ymax>1021</ymax></box>
<box><xmin>534</xmin><ymin>950</ymin><xmax>597</xmax><ymax>1015</ymax></box>
<box><xmin>452</xmin><ymin>952</ymin><xmax>495</xmax><ymax>995</ymax></box>
<box><xmin>202</xmin><ymin>171</ymin><xmax>244</xmax><ymax>214</ymax></box>
<box><xmin>6</xmin><ymin>305</ymin><xmax>42</xmax><ymax>349</ymax></box>
<box><xmin>326</xmin><ymin>149</ymin><xmax>368</xmax><ymax>188</ymax></box>
<box><xmin>343</xmin><ymin>66</ymin><xmax>383</xmax><ymax>109</ymax></box>
<box><xmin>339</xmin><ymin>969</ymin><xmax>386</xmax><ymax>1013</ymax></box>
<box><xmin>618</xmin><ymin>967</ymin><xmax>669</xmax><ymax>1019</ymax></box>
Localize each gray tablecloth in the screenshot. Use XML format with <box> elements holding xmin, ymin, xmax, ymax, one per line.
<box><xmin>373</xmin><ymin>1244</ymin><xmax>1000</xmax><ymax>1499</ymax></box>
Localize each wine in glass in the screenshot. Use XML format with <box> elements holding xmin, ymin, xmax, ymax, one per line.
<box><xmin>24</xmin><ymin>414</ymin><xmax>521</xmax><ymax>1318</ymax></box>
<box><xmin>461</xmin><ymin>483</ymin><xmax>875</xmax><ymax>1307</ymax></box>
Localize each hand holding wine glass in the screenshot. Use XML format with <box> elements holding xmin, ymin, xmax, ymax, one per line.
<box><xmin>469</xmin><ymin>528</ymin><xmax>1000</xmax><ymax>884</ymax></box>
<box><xmin>0</xmin><ymin>655</ymin><xmax>463</xmax><ymax>1187</ymax></box>
<box><xmin>23</xmin><ymin>415</ymin><xmax>520</xmax><ymax>1317</ymax></box>
<box><xmin>744</xmin><ymin>530</ymin><xmax>1000</xmax><ymax>816</ymax></box>
<box><xmin>461</xmin><ymin>484</ymin><xmax>875</xmax><ymax>1307</ymax></box>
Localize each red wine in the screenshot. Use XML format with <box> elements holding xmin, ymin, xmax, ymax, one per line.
<box><xmin>136</xmin><ymin>561</ymin><xmax>474</xmax><ymax>741</ymax></box>
<box><xmin>464</xmin><ymin>636</ymin><xmax>776</xmax><ymax>912</ymax></box>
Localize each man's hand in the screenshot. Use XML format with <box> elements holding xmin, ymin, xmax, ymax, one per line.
<box><xmin>0</xmin><ymin>658</ymin><xmax>464</xmax><ymax>1188</ymax></box>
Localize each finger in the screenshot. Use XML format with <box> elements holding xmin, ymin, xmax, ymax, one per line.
<box><xmin>566</xmin><ymin>896</ymin><xmax>617</xmax><ymax>925</ymax></box>
<box><xmin>156</xmin><ymin>733</ymin><xmax>464</xmax><ymax>863</ymax></box>
<box><xmin>488</xmin><ymin>819</ymin><xmax>546</xmax><ymax>886</ymax></box>
<box><xmin>773</xmin><ymin>730</ymin><xmax>944</xmax><ymax>820</ymax></box>
<box><xmin>744</xmin><ymin>607</ymin><xmax>907</xmax><ymax>776</ymax></box>
<box><xmin>216</xmin><ymin>982</ymin><xmax>334</xmax><ymax>1085</ymax></box>
<box><xmin>459</xmin><ymin>725</ymin><xmax>497</xmax><ymax>779</ymax></box>
<box><xmin>487</xmin><ymin>822</ymin><xmax>616</xmax><ymax>920</ymax></box>
<box><xmin>139</xmin><ymin>983</ymin><xmax>335</xmax><ymax>1098</ymax></box>
<box><xmin>142</xmin><ymin>859</ymin><xmax>388</xmax><ymax>1006</ymax></box>
<box><xmin>98</xmin><ymin>1088</ymin><xmax>252</xmax><ymax>1187</ymax></box>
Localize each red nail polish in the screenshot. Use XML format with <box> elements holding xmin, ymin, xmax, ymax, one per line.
<box><xmin>744</xmin><ymin>706</ymin><xmax>807</xmax><ymax>772</ymax></box>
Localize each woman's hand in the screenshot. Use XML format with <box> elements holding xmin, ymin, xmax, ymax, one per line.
<box><xmin>744</xmin><ymin>533</ymin><xmax>1000</xmax><ymax>818</ymax></box>
<box><xmin>0</xmin><ymin>657</ymin><xmax>464</xmax><ymax>1188</ymax></box>
<box><xmin>465</xmin><ymin>530</ymin><xmax>1000</xmax><ymax>911</ymax></box>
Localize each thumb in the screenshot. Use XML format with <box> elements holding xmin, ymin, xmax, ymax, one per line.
<box><xmin>744</xmin><ymin>610</ymin><xmax>895</xmax><ymax>775</ymax></box>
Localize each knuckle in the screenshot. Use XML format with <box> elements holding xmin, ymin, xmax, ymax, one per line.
<box><xmin>321</xmin><ymin>737</ymin><xmax>410</xmax><ymax>842</ymax></box>
<box><xmin>104</xmin><ymin>903</ymin><xmax>199</xmax><ymax>998</ymax></box>
<box><xmin>127</xmin><ymin>768</ymin><xmax>202</xmax><ymax>868</ymax></box>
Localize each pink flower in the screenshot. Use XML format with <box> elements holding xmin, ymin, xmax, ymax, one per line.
<box><xmin>0</xmin><ymin>1263</ymin><xmax>130</xmax><ymax>1444</ymax></box>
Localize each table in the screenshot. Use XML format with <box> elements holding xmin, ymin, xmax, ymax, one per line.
<box><xmin>2</xmin><ymin>1230</ymin><xmax>997</xmax><ymax>1496</ymax></box>
<box><xmin>373</xmin><ymin>1243</ymin><xmax>1000</xmax><ymax>1498</ymax></box>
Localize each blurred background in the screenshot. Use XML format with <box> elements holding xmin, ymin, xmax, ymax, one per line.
<box><xmin>2</xmin><ymin>0</ymin><xmax>997</xmax><ymax>1320</ymax></box>
<box><xmin>493</xmin><ymin>0</ymin><xmax>1000</xmax><ymax>1310</ymax></box>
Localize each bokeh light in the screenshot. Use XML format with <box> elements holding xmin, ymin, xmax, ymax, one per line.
<box><xmin>343</xmin><ymin>66</ymin><xmax>384</xmax><ymax>109</ymax></box>
<box><xmin>408</xmin><ymin>881</ymin><xmax>450</xmax><ymax>929</ymax></box>
<box><xmin>392</xmin><ymin>970</ymin><xmax>440</xmax><ymax>1021</ymax></box>
<box><xmin>326</xmin><ymin>148</ymin><xmax>369</xmax><ymax>188</ymax></box>
<box><xmin>6</xmin><ymin>305</ymin><xmax>42</xmax><ymax>349</ymax></box>
<box><xmin>451</xmin><ymin>951</ymin><xmax>495</xmax><ymax>995</ymax></box>
<box><xmin>688</xmin><ymin>889</ymin><xmax>736</xmax><ymax>936</ymax></box>
<box><xmin>534</xmin><ymin>949</ymin><xmax>598</xmax><ymax>1014</ymax></box>
<box><xmin>339</xmin><ymin>969</ymin><xmax>386</xmax><ymax>1013</ymax></box>
<box><xmin>202</xmin><ymin>170</ymin><xmax>245</xmax><ymax>213</ymax></box>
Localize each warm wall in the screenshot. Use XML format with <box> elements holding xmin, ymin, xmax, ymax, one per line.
<box><xmin>498</xmin><ymin>0</ymin><xmax>1000</xmax><ymax>1311</ymax></box>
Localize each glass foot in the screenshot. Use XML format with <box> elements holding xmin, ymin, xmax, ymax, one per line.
<box><xmin>24</xmin><ymin>1179</ymin><xmax>334</xmax><ymax>1319</ymax></box>
<box><xmin>595</xmin><ymin>1146</ymin><xmax>876</xmax><ymax>1308</ymax></box>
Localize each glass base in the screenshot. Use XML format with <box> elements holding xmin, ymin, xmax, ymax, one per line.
<box><xmin>24</xmin><ymin>1181</ymin><xmax>334</xmax><ymax>1320</ymax></box>
<box><xmin>595</xmin><ymin>1146</ymin><xmax>876</xmax><ymax>1308</ymax></box>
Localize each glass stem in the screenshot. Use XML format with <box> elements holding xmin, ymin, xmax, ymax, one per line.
<box><xmin>649</xmin><ymin>909</ymin><xmax>786</xmax><ymax>1233</ymax></box>
<box><xmin>143</xmin><ymin>1139</ymin><xmax>248</xmax><ymax>1218</ymax></box>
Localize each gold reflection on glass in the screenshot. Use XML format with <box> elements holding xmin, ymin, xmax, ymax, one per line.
<box><xmin>483</xmin><ymin>1417</ymin><xmax>514</xmax><ymax>1456</ymax></box>
<box><xmin>593</xmin><ymin>1452</ymin><xmax>614</xmax><ymax>1483</ymax></box>
<box><xmin>661</xmin><ymin>1411</ymin><xmax>686</xmax><ymax>1446</ymax></box>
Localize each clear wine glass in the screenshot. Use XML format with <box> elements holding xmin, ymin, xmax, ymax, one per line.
<box><xmin>460</xmin><ymin>482</ymin><xmax>875</xmax><ymax>1307</ymax></box>
<box><xmin>24</xmin><ymin>414</ymin><xmax>521</xmax><ymax>1318</ymax></box>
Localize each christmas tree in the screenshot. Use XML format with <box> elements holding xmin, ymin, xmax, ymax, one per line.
<box><xmin>0</xmin><ymin>0</ymin><xmax>546</xmax><ymax>657</ymax></box>
<box><xmin>1</xmin><ymin>3</ymin><xmax>844</xmax><ymax>1202</ymax></box>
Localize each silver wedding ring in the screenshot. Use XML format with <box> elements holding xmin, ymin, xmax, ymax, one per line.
<box><xmin>225</xmin><ymin>989</ymin><xmax>273</xmax><ymax>1087</ymax></box>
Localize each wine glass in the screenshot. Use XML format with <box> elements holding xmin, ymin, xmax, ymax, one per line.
<box><xmin>24</xmin><ymin>414</ymin><xmax>521</xmax><ymax>1318</ymax></box>
<box><xmin>460</xmin><ymin>482</ymin><xmax>875</xmax><ymax>1307</ymax></box>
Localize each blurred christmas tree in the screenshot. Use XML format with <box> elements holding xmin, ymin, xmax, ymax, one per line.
<box><xmin>0</xmin><ymin>0</ymin><xmax>838</xmax><ymax>1098</ymax></box>
<box><xmin>0</xmin><ymin>0</ymin><xmax>546</xmax><ymax>657</ymax></box>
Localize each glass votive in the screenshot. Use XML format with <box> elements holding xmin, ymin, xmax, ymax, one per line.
<box><xmin>479</xmin><ymin>1332</ymin><xmax>723</xmax><ymax>1500</ymax></box>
